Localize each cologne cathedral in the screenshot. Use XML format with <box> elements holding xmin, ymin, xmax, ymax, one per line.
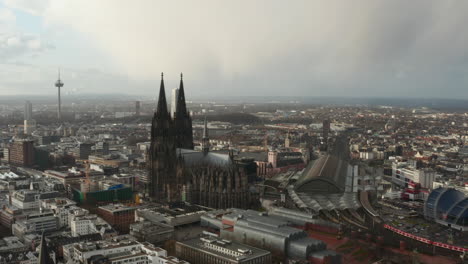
<box><xmin>146</xmin><ymin>73</ymin><xmax>253</xmax><ymax>209</ymax></box>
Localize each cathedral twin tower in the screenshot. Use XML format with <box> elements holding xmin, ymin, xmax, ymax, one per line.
<box><xmin>153</xmin><ymin>73</ymin><xmax>193</xmax><ymax>150</ymax></box>
<box><xmin>148</xmin><ymin>73</ymin><xmax>193</xmax><ymax>200</ymax></box>
<box><xmin>147</xmin><ymin>73</ymin><xmax>254</xmax><ymax>209</ymax></box>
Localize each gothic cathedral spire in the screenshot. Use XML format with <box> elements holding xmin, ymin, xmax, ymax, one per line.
<box><xmin>148</xmin><ymin>72</ymin><xmax>176</xmax><ymax>200</ymax></box>
<box><xmin>176</xmin><ymin>73</ymin><xmax>188</xmax><ymax>117</ymax></box>
<box><xmin>174</xmin><ymin>72</ymin><xmax>194</xmax><ymax>149</ymax></box>
<box><xmin>156</xmin><ymin>72</ymin><xmax>169</xmax><ymax>118</ymax></box>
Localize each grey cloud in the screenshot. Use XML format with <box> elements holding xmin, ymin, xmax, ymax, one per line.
<box><xmin>3</xmin><ymin>0</ymin><xmax>468</xmax><ymax>98</ymax></box>
<box><xmin>0</xmin><ymin>34</ymin><xmax>54</xmax><ymax>61</ymax></box>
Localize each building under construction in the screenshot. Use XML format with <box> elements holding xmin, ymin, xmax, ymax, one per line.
<box><xmin>70</xmin><ymin>163</ymin><xmax>134</xmax><ymax>204</ymax></box>
<box><xmin>71</xmin><ymin>183</ymin><xmax>133</xmax><ymax>205</ymax></box>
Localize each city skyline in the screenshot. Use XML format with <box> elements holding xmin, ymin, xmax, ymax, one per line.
<box><xmin>0</xmin><ymin>1</ymin><xmax>467</xmax><ymax>98</ymax></box>
<box><xmin>0</xmin><ymin>2</ymin><xmax>466</xmax><ymax>263</ymax></box>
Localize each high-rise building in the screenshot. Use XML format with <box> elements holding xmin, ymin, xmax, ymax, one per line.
<box><xmin>24</xmin><ymin>119</ymin><xmax>36</xmax><ymax>135</ymax></box>
<box><xmin>78</xmin><ymin>143</ymin><xmax>93</xmax><ymax>160</ymax></box>
<box><xmin>24</xmin><ymin>101</ymin><xmax>32</xmax><ymax>120</ymax></box>
<box><xmin>135</xmin><ymin>101</ymin><xmax>141</xmax><ymax>116</ymax></box>
<box><xmin>9</xmin><ymin>140</ymin><xmax>35</xmax><ymax>167</ymax></box>
<box><xmin>171</xmin><ymin>88</ymin><xmax>179</xmax><ymax>118</ymax></box>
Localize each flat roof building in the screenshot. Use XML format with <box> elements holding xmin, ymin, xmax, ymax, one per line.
<box><xmin>97</xmin><ymin>204</ymin><xmax>137</xmax><ymax>234</ymax></box>
<box><xmin>9</xmin><ymin>140</ymin><xmax>34</xmax><ymax>167</ymax></box>
<box><xmin>130</xmin><ymin>220</ymin><xmax>174</xmax><ymax>245</ymax></box>
<box><xmin>176</xmin><ymin>233</ymin><xmax>271</xmax><ymax>264</ymax></box>
<box><xmin>202</xmin><ymin>208</ymin><xmax>341</xmax><ymax>262</ymax></box>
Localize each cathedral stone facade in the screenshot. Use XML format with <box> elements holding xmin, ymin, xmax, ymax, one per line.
<box><xmin>147</xmin><ymin>73</ymin><xmax>253</xmax><ymax>209</ymax></box>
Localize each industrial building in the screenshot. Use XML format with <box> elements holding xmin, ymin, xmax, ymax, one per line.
<box><xmin>176</xmin><ymin>233</ymin><xmax>271</xmax><ymax>264</ymax></box>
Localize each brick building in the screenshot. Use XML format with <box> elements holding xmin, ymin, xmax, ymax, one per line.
<box><xmin>9</xmin><ymin>140</ymin><xmax>34</xmax><ymax>167</ymax></box>
<box><xmin>97</xmin><ymin>204</ymin><xmax>136</xmax><ymax>233</ymax></box>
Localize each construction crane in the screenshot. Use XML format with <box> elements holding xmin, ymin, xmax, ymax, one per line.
<box><xmin>83</xmin><ymin>161</ymin><xmax>91</xmax><ymax>200</ymax></box>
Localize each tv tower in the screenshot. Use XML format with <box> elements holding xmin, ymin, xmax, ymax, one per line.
<box><xmin>55</xmin><ymin>69</ymin><xmax>64</xmax><ymax>120</ymax></box>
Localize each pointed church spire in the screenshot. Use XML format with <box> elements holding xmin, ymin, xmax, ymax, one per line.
<box><xmin>39</xmin><ymin>232</ymin><xmax>53</xmax><ymax>264</ymax></box>
<box><xmin>175</xmin><ymin>72</ymin><xmax>188</xmax><ymax>117</ymax></box>
<box><xmin>156</xmin><ymin>72</ymin><xmax>169</xmax><ymax>117</ymax></box>
<box><xmin>173</xmin><ymin>72</ymin><xmax>194</xmax><ymax>149</ymax></box>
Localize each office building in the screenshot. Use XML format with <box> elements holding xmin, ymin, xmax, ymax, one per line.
<box><xmin>97</xmin><ymin>204</ymin><xmax>136</xmax><ymax>233</ymax></box>
<box><xmin>176</xmin><ymin>233</ymin><xmax>271</xmax><ymax>264</ymax></box>
<box><xmin>129</xmin><ymin>221</ymin><xmax>174</xmax><ymax>245</ymax></box>
<box><xmin>12</xmin><ymin>211</ymin><xmax>59</xmax><ymax>238</ymax></box>
<box><xmin>0</xmin><ymin>206</ymin><xmax>23</xmax><ymax>229</ymax></box>
<box><xmin>78</xmin><ymin>143</ymin><xmax>93</xmax><ymax>160</ymax></box>
<box><xmin>9</xmin><ymin>140</ymin><xmax>35</xmax><ymax>167</ymax></box>
<box><xmin>9</xmin><ymin>190</ymin><xmax>61</xmax><ymax>211</ymax></box>
<box><xmin>392</xmin><ymin>161</ymin><xmax>435</xmax><ymax>190</ymax></box>
<box><xmin>24</xmin><ymin>119</ymin><xmax>37</xmax><ymax>135</ymax></box>
<box><xmin>0</xmin><ymin>236</ymin><xmax>28</xmax><ymax>254</ymax></box>
<box><xmin>135</xmin><ymin>101</ymin><xmax>141</xmax><ymax>116</ymax></box>
<box><xmin>71</xmin><ymin>213</ymin><xmax>114</xmax><ymax>237</ymax></box>
<box><xmin>24</xmin><ymin>101</ymin><xmax>32</xmax><ymax>120</ymax></box>
<box><xmin>64</xmin><ymin>239</ymin><xmax>187</xmax><ymax>264</ymax></box>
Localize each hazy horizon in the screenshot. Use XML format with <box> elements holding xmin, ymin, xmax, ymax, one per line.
<box><xmin>1</xmin><ymin>94</ymin><xmax>467</xmax><ymax>110</ymax></box>
<box><xmin>0</xmin><ymin>1</ymin><xmax>468</xmax><ymax>99</ymax></box>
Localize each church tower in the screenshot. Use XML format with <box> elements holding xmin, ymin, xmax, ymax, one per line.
<box><xmin>148</xmin><ymin>73</ymin><xmax>177</xmax><ymax>201</ymax></box>
<box><xmin>173</xmin><ymin>73</ymin><xmax>194</xmax><ymax>149</ymax></box>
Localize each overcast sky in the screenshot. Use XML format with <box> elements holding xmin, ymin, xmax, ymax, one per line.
<box><xmin>0</xmin><ymin>0</ymin><xmax>467</xmax><ymax>99</ymax></box>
